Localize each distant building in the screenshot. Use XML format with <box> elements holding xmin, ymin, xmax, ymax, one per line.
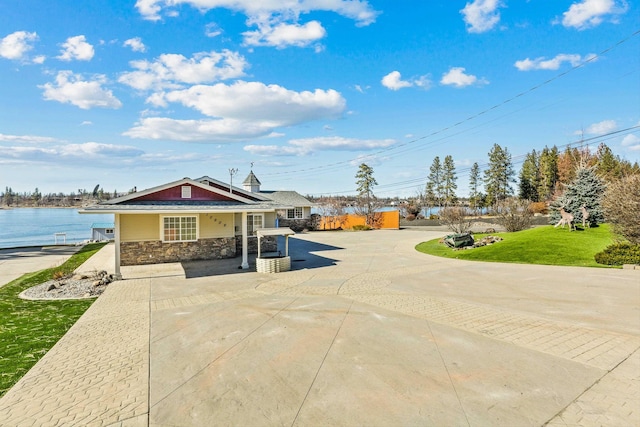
<box><xmin>91</xmin><ymin>223</ymin><xmax>115</xmax><ymax>241</ymax></box>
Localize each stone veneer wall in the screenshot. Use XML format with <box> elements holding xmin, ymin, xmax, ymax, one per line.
<box><xmin>235</xmin><ymin>235</ymin><xmax>277</xmax><ymax>255</ymax></box>
<box><xmin>121</xmin><ymin>237</ymin><xmax>236</xmax><ymax>266</ymax></box>
<box><xmin>278</xmin><ymin>218</ymin><xmax>318</xmax><ymax>232</ymax></box>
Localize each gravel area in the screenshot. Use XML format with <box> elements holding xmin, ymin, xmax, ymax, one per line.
<box><xmin>19</xmin><ymin>273</ymin><xmax>112</xmax><ymax>300</ymax></box>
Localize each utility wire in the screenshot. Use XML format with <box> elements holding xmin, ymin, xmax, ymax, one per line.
<box><xmin>259</xmin><ymin>28</ymin><xmax>640</xmax><ymax>181</ymax></box>
<box><xmin>308</xmin><ymin>126</ymin><xmax>640</xmax><ymax>196</ymax></box>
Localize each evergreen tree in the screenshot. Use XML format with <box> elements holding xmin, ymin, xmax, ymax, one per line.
<box><xmin>518</xmin><ymin>149</ymin><xmax>540</xmax><ymax>201</ymax></box>
<box><xmin>424</xmin><ymin>181</ymin><xmax>437</xmax><ymax>217</ymax></box>
<box><xmin>549</xmin><ymin>165</ymin><xmax>605</xmax><ymax>226</ymax></box>
<box><xmin>355</xmin><ymin>163</ymin><xmax>379</xmax><ymax>225</ymax></box>
<box><xmin>557</xmin><ymin>146</ymin><xmax>579</xmax><ymax>185</ymax></box>
<box><xmin>537</xmin><ymin>146</ymin><xmax>559</xmax><ymax>201</ymax></box>
<box><xmin>468</xmin><ymin>162</ymin><xmax>482</xmax><ymax>213</ymax></box>
<box><xmin>442</xmin><ymin>155</ymin><xmax>458</xmax><ymax>206</ymax></box>
<box><xmin>426</xmin><ymin>156</ymin><xmax>443</xmax><ymax>208</ymax></box>
<box><xmin>596</xmin><ymin>143</ymin><xmax>623</xmax><ymax>182</ymax></box>
<box><xmin>483</xmin><ymin>144</ymin><xmax>514</xmax><ymax>206</ymax></box>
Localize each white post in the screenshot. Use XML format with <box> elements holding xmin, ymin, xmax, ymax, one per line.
<box><xmin>285</xmin><ymin>235</ymin><xmax>289</xmax><ymax>257</ymax></box>
<box><xmin>114</xmin><ymin>213</ymin><xmax>122</xmax><ymax>279</ymax></box>
<box><xmin>241</xmin><ymin>212</ymin><xmax>249</xmax><ymax>269</ymax></box>
<box><xmin>257</xmin><ymin>234</ymin><xmax>262</xmax><ymax>258</ymax></box>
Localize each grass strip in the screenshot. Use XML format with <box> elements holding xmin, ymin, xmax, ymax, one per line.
<box><xmin>0</xmin><ymin>242</ymin><xmax>107</xmax><ymax>397</ymax></box>
<box><xmin>416</xmin><ymin>224</ymin><xmax>616</xmax><ymax>268</ymax></box>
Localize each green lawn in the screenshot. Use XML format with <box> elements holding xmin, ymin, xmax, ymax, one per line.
<box><xmin>0</xmin><ymin>242</ymin><xmax>107</xmax><ymax>397</ymax></box>
<box><xmin>415</xmin><ymin>224</ymin><xmax>616</xmax><ymax>267</ymax></box>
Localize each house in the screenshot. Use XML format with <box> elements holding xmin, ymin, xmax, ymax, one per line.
<box><xmin>80</xmin><ymin>173</ymin><xmax>301</xmax><ymax>278</ymax></box>
<box><xmin>238</xmin><ymin>171</ymin><xmax>316</xmax><ymax>232</ymax></box>
<box><xmin>90</xmin><ymin>222</ymin><xmax>115</xmax><ymax>241</ymax></box>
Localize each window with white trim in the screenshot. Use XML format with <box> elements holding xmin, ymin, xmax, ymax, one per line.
<box><xmin>247</xmin><ymin>214</ymin><xmax>263</xmax><ymax>235</ymax></box>
<box><xmin>286</xmin><ymin>207</ymin><xmax>303</xmax><ymax>219</ymax></box>
<box><xmin>163</xmin><ymin>216</ymin><xmax>197</xmax><ymax>242</ymax></box>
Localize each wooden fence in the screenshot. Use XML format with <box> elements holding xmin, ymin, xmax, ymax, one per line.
<box><xmin>318</xmin><ymin>210</ymin><xmax>400</xmax><ymax>230</ymax></box>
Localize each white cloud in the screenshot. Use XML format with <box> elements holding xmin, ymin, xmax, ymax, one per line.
<box><xmin>242</xmin><ymin>20</ymin><xmax>326</xmax><ymax>48</ymax></box>
<box><xmin>514</xmin><ymin>53</ymin><xmax>596</xmax><ymax>71</ymax></box>
<box><xmin>205</xmin><ymin>22</ymin><xmax>223</xmax><ymax>38</ymax></box>
<box><xmin>0</xmin><ymin>141</ymin><xmax>216</xmax><ymax>168</ymax></box>
<box><xmin>32</xmin><ymin>55</ymin><xmax>46</xmax><ymax>64</ymax></box>
<box><xmin>381</xmin><ymin>71</ymin><xmax>411</xmax><ymax>91</ymax></box>
<box><xmin>354</xmin><ymin>84</ymin><xmax>368</xmax><ymax>93</ymax></box>
<box><xmin>40</xmin><ymin>71</ymin><xmax>122</xmax><ymax>110</ymax></box>
<box><xmin>135</xmin><ymin>0</ymin><xmax>377</xmax><ymax>51</ymax></box>
<box><xmin>585</xmin><ymin>119</ymin><xmax>617</xmax><ymax>135</ymax></box>
<box><xmin>135</xmin><ymin>0</ymin><xmax>379</xmax><ymax>26</ymax></box>
<box><xmin>621</xmin><ymin>134</ymin><xmax>640</xmax><ymax>151</ymax></box>
<box><xmin>244</xmin><ymin>136</ymin><xmax>396</xmax><ymax>156</ymax></box>
<box><xmin>124</xmin><ymin>82</ymin><xmax>346</xmax><ymax>141</ymax></box>
<box><xmin>118</xmin><ymin>50</ymin><xmax>247</xmax><ymax>90</ymax></box>
<box><xmin>0</xmin><ymin>142</ymin><xmax>142</xmax><ymax>164</ymax></box>
<box><xmin>123</xmin><ymin>117</ymin><xmax>274</xmax><ymax>141</ymax></box>
<box><xmin>161</xmin><ymin>81</ymin><xmax>345</xmax><ymax>124</ymax></box>
<box><xmin>0</xmin><ymin>31</ymin><xmax>38</xmax><ymax>60</ymax></box>
<box><xmin>134</xmin><ymin>0</ymin><xmax>163</xmax><ymax>21</ymax></box>
<box><xmin>0</xmin><ymin>133</ymin><xmax>60</xmax><ymax>144</ymax></box>
<box><xmin>460</xmin><ymin>0</ymin><xmax>504</xmax><ymax>33</ymax></box>
<box><xmin>59</xmin><ymin>142</ymin><xmax>144</xmax><ymax>157</ymax></box>
<box><xmin>123</xmin><ymin>37</ymin><xmax>146</xmax><ymax>52</ymax></box>
<box><xmin>560</xmin><ymin>0</ymin><xmax>628</xmax><ymax>30</ymax></box>
<box><xmin>381</xmin><ymin>71</ymin><xmax>431</xmax><ymax>91</ymax></box>
<box><xmin>440</xmin><ymin>67</ymin><xmax>488</xmax><ymax>88</ymax></box>
<box><xmin>57</xmin><ymin>35</ymin><xmax>94</xmax><ymax>61</ymax></box>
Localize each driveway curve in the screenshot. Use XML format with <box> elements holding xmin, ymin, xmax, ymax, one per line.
<box><xmin>0</xmin><ymin>228</ymin><xmax>638</xmax><ymax>426</ymax></box>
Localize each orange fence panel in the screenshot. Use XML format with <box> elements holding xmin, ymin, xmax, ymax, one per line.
<box><xmin>318</xmin><ymin>210</ymin><xmax>399</xmax><ymax>230</ymax></box>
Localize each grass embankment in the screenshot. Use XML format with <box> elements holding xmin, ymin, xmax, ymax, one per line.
<box><xmin>416</xmin><ymin>224</ymin><xmax>616</xmax><ymax>268</ymax></box>
<box><xmin>0</xmin><ymin>242</ymin><xmax>107</xmax><ymax>397</ymax></box>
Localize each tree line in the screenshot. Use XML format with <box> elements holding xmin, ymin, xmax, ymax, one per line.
<box><xmin>422</xmin><ymin>142</ymin><xmax>639</xmax><ymax>214</ymax></box>
<box><xmin>0</xmin><ymin>185</ymin><xmax>135</xmax><ymax>207</ymax></box>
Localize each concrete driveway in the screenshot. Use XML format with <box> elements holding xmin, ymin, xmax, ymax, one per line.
<box><xmin>0</xmin><ymin>228</ymin><xmax>638</xmax><ymax>426</ymax></box>
<box><xmin>0</xmin><ymin>246</ymin><xmax>80</xmax><ymax>288</ymax></box>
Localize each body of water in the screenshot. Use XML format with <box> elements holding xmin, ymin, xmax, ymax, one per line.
<box><xmin>0</xmin><ymin>208</ymin><xmax>113</xmax><ymax>249</ymax></box>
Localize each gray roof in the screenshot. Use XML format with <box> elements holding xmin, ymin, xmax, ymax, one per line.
<box><xmin>90</xmin><ymin>222</ymin><xmax>115</xmax><ymax>229</ymax></box>
<box><xmin>243</xmin><ymin>171</ymin><xmax>261</xmax><ymax>186</ymax></box>
<box><xmin>260</xmin><ymin>191</ymin><xmax>314</xmax><ymax>207</ymax></box>
<box><xmin>80</xmin><ymin>202</ymin><xmax>288</xmax><ymax>214</ymax></box>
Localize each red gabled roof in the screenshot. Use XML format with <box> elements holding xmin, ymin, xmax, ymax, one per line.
<box><xmin>133</xmin><ymin>185</ymin><xmax>237</xmax><ymax>202</ymax></box>
<box><xmin>104</xmin><ymin>178</ymin><xmax>259</xmax><ymax>205</ymax></box>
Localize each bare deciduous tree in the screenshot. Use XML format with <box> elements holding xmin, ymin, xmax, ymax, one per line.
<box><xmin>602</xmin><ymin>174</ymin><xmax>640</xmax><ymax>244</ymax></box>
<box><xmin>439</xmin><ymin>206</ymin><xmax>473</xmax><ymax>233</ymax></box>
<box><xmin>495</xmin><ymin>197</ymin><xmax>533</xmax><ymax>232</ymax></box>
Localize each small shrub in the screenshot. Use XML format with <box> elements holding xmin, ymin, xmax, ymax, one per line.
<box><xmin>405</xmin><ymin>214</ymin><xmax>416</xmax><ymax>221</ymax></box>
<box><xmin>429</xmin><ymin>214</ymin><xmax>439</xmax><ymax>220</ymax></box>
<box><xmin>495</xmin><ymin>198</ymin><xmax>533</xmax><ymax>232</ymax></box>
<box><xmin>52</xmin><ymin>270</ymin><xmax>67</xmax><ymax>281</ymax></box>
<box><xmin>529</xmin><ymin>201</ymin><xmax>548</xmax><ymax>215</ymax></box>
<box><xmin>594</xmin><ymin>242</ymin><xmax>640</xmax><ymax>266</ymax></box>
<box><xmin>351</xmin><ymin>224</ymin><xmax>372</xmax><ymax>231</ymax></box>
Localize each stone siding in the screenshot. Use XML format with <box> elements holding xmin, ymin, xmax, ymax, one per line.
<box><xmin>278</xmin><ymin>218</ymin><xmax>317</xmax><ymax>232</ymax></box>
<box><xmin>121</xmin><ymin>237</ymin><xmax>236</xmax><ymax>266</ymax></box>
<box><xmin>235</xmin><ymin>236</ymin><xmax>277</xmax><ymax>255</ymax></box>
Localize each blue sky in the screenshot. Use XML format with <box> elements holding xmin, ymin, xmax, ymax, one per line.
<box><xmin>1</xmin><ymin>0</ymin><xmax>639</xmax><ymax>198</ymax></box>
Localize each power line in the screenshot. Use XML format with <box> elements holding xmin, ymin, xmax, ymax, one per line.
<box><xmin>308</xmin><ymin>126</ymin><xmax>640</xmax><ymax>196</ymax></box>
<box><xmin>259</xmin><ymin>28</ymin><xmax>640</xmax><ymax>182</ymax></box>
